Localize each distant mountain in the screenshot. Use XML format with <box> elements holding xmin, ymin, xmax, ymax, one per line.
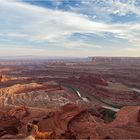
<box><xmin>0</xmin><ymin>55</ymin><xmax>85</xmax><ymax>60</ymax></box>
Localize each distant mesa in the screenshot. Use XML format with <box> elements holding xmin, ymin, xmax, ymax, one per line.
<box><xmin>91</xmin><ymin>57</ymin><xmax>140</xmax><ymax>64</ymax></box>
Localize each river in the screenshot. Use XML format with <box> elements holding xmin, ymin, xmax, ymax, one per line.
<box><xmin>75</xmin><ymin>89</ymin><xmax>119</xmax><ymax>112</ymax></box>
<box><xmin>133</xmin><ymin>88</ymin><xmax>140</xmax><ymax>93</ymax></box>
<box><xmin>63</xmin><ymin>83</ymin><xmax>120</xmax><ymax>112</ymax></box>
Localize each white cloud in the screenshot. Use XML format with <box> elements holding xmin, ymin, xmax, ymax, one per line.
<box><xmin>0</xmin><ymin>0</ymin><xmax>140</xmax><ymax>56</ymax></box>
<box><xmin>104</xmin><ymin>0</ymin><xmax>140</xmax><ymax>16</ymax></box>
<box><xmin>0</xmin><ymin>47</ymin><xmax>46</xmax><ymax>56</ymax></box>
<box><xmin>121</xmin><ymin>47</ymin><xmax>140</xmax><ymax>56</ymax></box>
<box><xmin>0</xmin><ymin>46</ymin><xmax>135</xmax><ymax>57</ymax></box>
<box><xmin>69</xmin><ymin>0</ymin><xmax>140</xmax><ymax>22</ymax></box>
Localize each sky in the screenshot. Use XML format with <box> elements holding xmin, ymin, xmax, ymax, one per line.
<box><xmin>0</xmin><ymin>0</ymin><xmax>140</xmax><ymax>57</ymax></box>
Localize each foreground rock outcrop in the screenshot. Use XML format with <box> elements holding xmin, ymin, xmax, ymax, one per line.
<box><xmin>1</xmin><ymin>104</ymin><xmax>140</xmax><ymax>139</ymax></box>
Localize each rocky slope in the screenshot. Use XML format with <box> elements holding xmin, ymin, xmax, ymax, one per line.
<box><xmin>0</xmin><ymin>75</ymin><xmax>28</xmax><ymax>83</ymax></box>
<box><xmin>0</xmin><ymin>81</ymin><xmax>78</xmax><ymax>109</ymax></box>
<box><xmin>1</xmin><ymin>103</ymin><xmax>140</xmax><ymax>139</ymax></box>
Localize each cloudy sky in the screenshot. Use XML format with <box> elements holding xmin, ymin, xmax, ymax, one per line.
<box><xmin>0</xmin><ymin>0</ymin><xmax>140</xmax><ymax>57</ymax></box>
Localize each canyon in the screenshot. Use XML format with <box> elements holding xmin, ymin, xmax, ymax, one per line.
<box><xmin>0</xmin><ymin>57</ymin><xmax>140</xmax><ymax>139</ymax></box>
